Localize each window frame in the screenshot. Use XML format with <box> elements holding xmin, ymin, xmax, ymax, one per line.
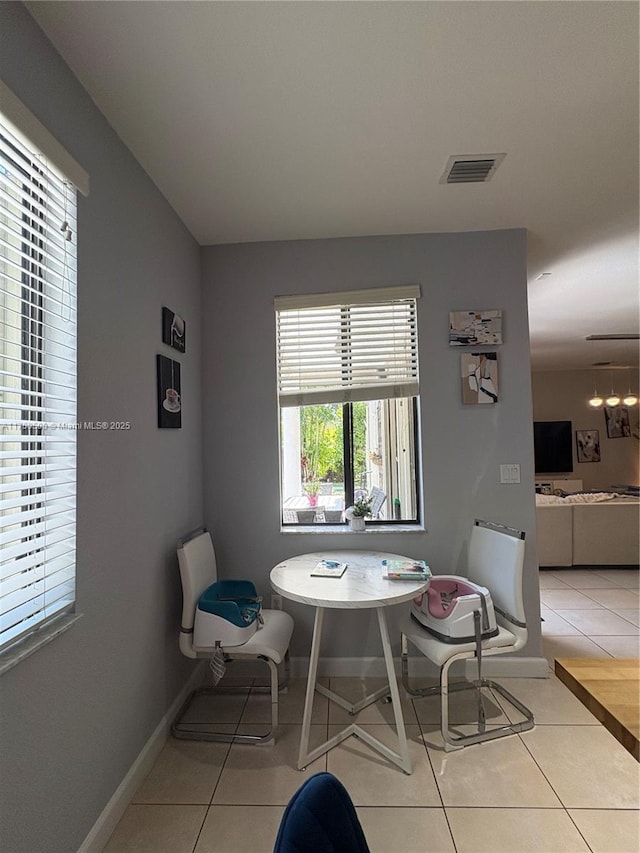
<box><xmin>275</xmin><ymin>285</ymin><xmax>422</xmax><ymax>529</ymax></box>
<box><xmin>0</xmin><ymin>100</ymin><xmax>83</xmax><ymax>662</ymax></box>
<box><xmin>281</xmin><ymin>398</ymin><xmax>421</xmax><ymax>527</ymax></box>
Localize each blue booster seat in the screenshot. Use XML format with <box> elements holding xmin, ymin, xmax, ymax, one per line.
<box><xmin>193</xmin><ymin>579</ymin><xmax>262</xmax><ymax>647</ymax></box>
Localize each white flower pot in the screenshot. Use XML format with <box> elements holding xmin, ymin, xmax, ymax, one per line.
<box><xmin>349</xmin><ymin>517</ymin><xmax>366</xmax><ymax>532</ymax></box>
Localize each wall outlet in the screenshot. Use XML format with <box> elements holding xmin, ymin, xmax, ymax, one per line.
<box><xmin>270</xmin><ymin>594</ymin><xmax>283</xmax><ymax>610</ymax></box>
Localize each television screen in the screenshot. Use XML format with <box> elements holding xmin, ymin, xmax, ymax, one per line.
<box><xmin>533</xmin><ymin>421</ymin><xmax>573</xmax><ymax>474</ymax></box>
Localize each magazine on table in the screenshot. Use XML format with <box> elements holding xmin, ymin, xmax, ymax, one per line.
<box><xmin>310</xmin><ymin>559</ymin><xmax>348</xmax><ymax>578</ymax></box>
<box><xmin>382</xmin><ymin>559</ymin><xmax>430</xmax><ymax>580</ymax></box>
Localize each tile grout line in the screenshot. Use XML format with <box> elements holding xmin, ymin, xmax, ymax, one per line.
<box><xmin>545</xmin><ymin>605</ymin><xmax>620</xmax><ymax>660</ymax></box>
<box><xmin>190</xmin><ymin>806</ymin><xmax>210</xmax><ymax>853</ymax></box>
<box><xmin>514</xmin><ymin>728</ymin><xmax>586</xmax><ymax>823</ymax></box>
<box><xmin>541</xmin><ymin>573</ymin><xmax>638</xmax><ymax>658</ymax></box>
<box><xmin>413</xmin><ymin>708</ymin><xmax>459</xmax><ymax>852</ymax></box>
<box><xmin>543</xmin><ymin>601</ymin><xmax>613</xmax><ymax>649</ymax></box>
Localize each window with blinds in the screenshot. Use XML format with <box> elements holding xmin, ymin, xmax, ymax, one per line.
<box><xmin>275</xmin><ymin>285</ymin><xmax>420</xmax><ymax>407</ymax></box>
<box><xmin>0</xmin><ymin>114</ymin><xmax>78</xmax><ymax>653</ymax></box>
<box><xmin>275</xmin><ymin>286</ymin><xmax>421</xmax><ymax>526</ymax></box>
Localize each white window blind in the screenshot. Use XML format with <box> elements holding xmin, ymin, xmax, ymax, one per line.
<box><xmin>275</xmin><ymin>285</ymin><xmax>421</xmax><ymax>407</ymax></box>
<box><xmin>0</xmin><ymin>113</ymin><xmax>78</xmax><ymax>653</ymax></box>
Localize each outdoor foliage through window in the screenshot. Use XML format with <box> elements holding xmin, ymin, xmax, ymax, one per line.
<box><xmin>281</xmin><ymin>397</ymin><xmax>418</xmax><ymax>524</ymax></box>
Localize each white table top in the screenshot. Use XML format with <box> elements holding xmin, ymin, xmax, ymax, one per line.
<box><xmin>270</xmin><ymin>550</ymin><xmax>431</xmax><ymax>609</ymax></box>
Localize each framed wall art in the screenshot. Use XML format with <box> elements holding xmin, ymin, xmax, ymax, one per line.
<box><xmin>461</xmin><ymin>351</ymin><xmax>498</xmax><ymax>404</ymax></box>
<box><xmin>604</xmin><ymin>406</ymin><xmax>631</xmax><ymax>439</ymax></box>
<box><xmin>162</xmin><ymin>306</ymin><xmax>186</xmax><ymax>353</ymax></box>
<box><xmin>157</xmin><ymin>354</ymin><xmax>181</xmax><ymax>429</ymax></box>
<box><xmin>449</xmin><ymin>309</ymin><xmax>502</xmax><ymax>346</ymax></box>
<box><xmin>576</xmin><ymin>429</ymin><xmax>601</xmax><ymax>463</ymax></box>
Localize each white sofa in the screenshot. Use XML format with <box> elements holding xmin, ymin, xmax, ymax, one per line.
<box><xmin>536</xmin><ymin>498</ymin><xmax>640</xmax><ymax>567</ymax></box>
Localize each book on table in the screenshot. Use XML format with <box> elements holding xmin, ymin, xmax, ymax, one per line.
<box><xmin>310</xmin><ymin>559</ymin><xmax>348</xmax><ymax>578</ymax></box>
<box><xmin>382</xmin><ymin>559</ymin><xmax>430</xmax><ymax>580</ymax></box>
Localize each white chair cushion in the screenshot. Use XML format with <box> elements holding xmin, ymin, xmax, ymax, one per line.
<box><xmin>399</xmin><ymin>612</ymin><xmax>516</xmax><ymax>667</ymax></box>
<box><xmin>193</xmin><ymin>608</ymin><xmax>294</xmax><ymax>664</ymax></box>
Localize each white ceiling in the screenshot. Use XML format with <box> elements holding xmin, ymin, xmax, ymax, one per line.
<box><xmin>26</xmin><ymin>1</ymin><xmax>639</xmax><ymax>372</ymax></box>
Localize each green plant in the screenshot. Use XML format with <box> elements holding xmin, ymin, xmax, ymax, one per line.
<box><xmin>351</xmin><ymin>496</ymin><xmax>372</xmax><ymax>518</ymax></box>
<box><xmin>300</xmin><ymin>404</ymin><xmax>343</xmax><ymax>482</ymax></box>
<box><xmin>304</xmin><ymin>481</ymin><xmax>319</xmax><ymax>497</ymax></box>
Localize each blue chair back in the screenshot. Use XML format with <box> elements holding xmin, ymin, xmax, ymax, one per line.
<box><xmin>274</xmin><ymin>772</ymin><xmax>369</xmax><ymax>853</ymax></box>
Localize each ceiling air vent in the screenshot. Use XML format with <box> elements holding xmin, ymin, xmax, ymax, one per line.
<box><xmin>440</xmin><ymin>153</ymin><xmax>506</xmax><ymax>184</ymax></box>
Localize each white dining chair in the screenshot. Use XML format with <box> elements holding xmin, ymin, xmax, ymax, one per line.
<box><xmin>400</xmin><ymin>519</ymin><xmax>535</xmax><ymax>751</ymax></box>
<box><xmin>172</xmin><ymin>528</ymin><xmax>294</xmax><ymax>744</ymax></box>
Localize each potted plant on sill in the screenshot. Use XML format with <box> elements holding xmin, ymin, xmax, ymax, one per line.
<box><xmin>344</xmin><ymin>495</ymin><xmax>372</xmax><ymax>531</ymax></box>
<box><xmin>304</xmin><ymin>481</ymin><xmax>320</xmax><ymax>506</ymax></box>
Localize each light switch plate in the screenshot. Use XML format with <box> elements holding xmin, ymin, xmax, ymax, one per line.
<box><xmin>500</xmin><ymin>463</ymin><xmax>521</xmax><ymax>484</ymax></box>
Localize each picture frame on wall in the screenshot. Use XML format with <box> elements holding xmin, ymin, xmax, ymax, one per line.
<box><xmin>449</xmin><ymin>309</ymin><xmax>502</xmax><ymax>346</ymax></box>
<box><xmin>157</xmin><ymin>354</ymin><xmax>181</xmax><ymax>429</ymax></box>
<box><xmin>604</xmin><ymin>405</ymin><xmax>631</xmax><ymax>439</ymax></box>
<box><xmin>162</xmin><ymin>306</ymin><xmax>186</xmax><ymax>353</ymax></box>
<box><xmin>576</xmin><ymin>429</ymin><xmax>601</xmax><ymax>463</ymax></box>
<box><xmin>460</xmin><ymin>351</ymin><xmax>499</xmax><ymax>404</ymax></box>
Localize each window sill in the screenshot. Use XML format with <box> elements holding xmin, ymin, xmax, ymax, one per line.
<box><xmin>280</xmin><ymin>524</ymin><xmax>425</xmax><ymax>534</ymax></box>
<box><xmin>0</xmin><ymin>614</ymin><xmax>82</xmax><ymax>676</ymax></box>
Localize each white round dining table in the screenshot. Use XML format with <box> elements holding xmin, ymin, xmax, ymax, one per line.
<box><xmin>270</xmin><ymin>549</ymin><xmax>431</xmax><ymax>774</ymax></box>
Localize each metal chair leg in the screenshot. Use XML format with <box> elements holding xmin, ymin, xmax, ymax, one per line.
<box><xmin>401</xmin><ymin>633</ymin><xmax>535</xmax><ymax>752</ymax></box>
<box><xmin>171</xmin><ymin>651</ymin><xmax>290</xmax><ymax>745</ymax></box>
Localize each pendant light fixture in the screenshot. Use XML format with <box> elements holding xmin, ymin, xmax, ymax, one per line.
<box><xmin>623</xmin><ymin>367</ymin><xmax>638</xmax><ymax>406</ymax></box>
<box><xmin>605</xmin><ymin>370</ymin><xmax>620</xmax><ymax>407</ymax></box>
<box><xmin>588</xmin><ymin>370</ymin><xmax>604</xmax><ymax>408</ymax></box>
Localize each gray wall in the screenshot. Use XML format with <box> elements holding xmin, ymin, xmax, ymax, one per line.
<box><xmin>0</xmin><ymin>6</ymin><xmax>203</xmax><ymax>852</ymax></box>
<box><xmin>532</xmin><ymin>369</ymin><xmax>640</xmax><ymax>490</ymax></box>
<box><xmin>201</xmin><ymin>231</ymin><xmax>542</xmax><ymax>661</ymax></box>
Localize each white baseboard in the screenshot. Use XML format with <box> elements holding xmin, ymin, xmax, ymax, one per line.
<box><xmin>78</xmin><ymin>663</ymin><xmax>206</xmax><ymax>853</ymax></box>
<box><xmin>289</xmin><ymin>655</ymin><xmax>549</xmax><ymax>679</ymax></box>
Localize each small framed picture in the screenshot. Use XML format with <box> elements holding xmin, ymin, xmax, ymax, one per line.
<box><xmin>162</xmin><ymin>307</ymin><xmax>186</xmax><ymax>353</ymax></box>
<box><xmin>604</xmin><ymin>406</ymin><xmax>631</xmax><ymax>439</ymax></box>
<box><xmin>461</xmin><ymin>351</ymin><xmax>499</xmax><ymax>404</ymax></box>
<box><xmin>576</xmin><ymin>429</ymin><xmax>601</xmax><ymax>463</ymax></box>
<box><xmin>157</xmin><ymin>355</ymin><xmax>181</xmax><ymax>429</ymax></box>
<box><xmin>449</xmin><ymin>310</ymin><xmax>502</xmax><ymax>346</ymax></box>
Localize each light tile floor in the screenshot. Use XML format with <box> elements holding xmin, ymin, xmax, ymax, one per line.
<box><xmin>104</xmin><ymin>568</ymin><xmax>639</xmax><ymax>853</ymax></box>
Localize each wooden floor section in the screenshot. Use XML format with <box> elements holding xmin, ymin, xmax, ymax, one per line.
<box><xmin>555</xmin><ymin>657</ymin><xmax>640</xmax><ymax>761</ymax></box>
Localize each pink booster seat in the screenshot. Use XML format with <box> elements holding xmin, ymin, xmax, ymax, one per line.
<box><xmin>411</xmin><ymin>575</ymin><xmax>498</xmax><ymax>643</ymax></box>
